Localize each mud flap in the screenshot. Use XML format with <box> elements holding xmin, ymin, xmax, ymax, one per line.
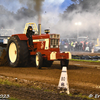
<box><xmin>60</xmin><ymin>59</ymin><xmax>69</xmax><ymax>69</ymax></box>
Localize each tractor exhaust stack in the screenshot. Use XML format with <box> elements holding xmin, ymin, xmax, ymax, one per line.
<box><xmin>38</xmin><ymin>24</ymin><xmax>41</xmax><ymax>35</ymax></box>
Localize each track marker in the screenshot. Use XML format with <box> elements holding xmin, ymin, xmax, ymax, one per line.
<box><xmin>58</xmin><ymin>66</ymin><xmax>70</xmax><ymax>94</ymax></box>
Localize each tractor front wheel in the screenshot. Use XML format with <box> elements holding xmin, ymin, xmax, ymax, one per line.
<box><xmin>35</xmin><ymin>52</ymin><xmax>43</xmax><ymax>69</ymax></box>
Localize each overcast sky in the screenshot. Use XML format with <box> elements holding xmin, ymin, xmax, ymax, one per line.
<box><xmin>0</xmin><ymin>0</ymin><xmax>82</xmax><ymax>37</ymax></box>
<box><xmin>0</xmin><ymin>0</ymin><xmax>99</xmax><ymax>39</ymax></box>
<box><xmin>0</xmin><ymin>0</ymin><xmax>73</xmax><ymax>13</ymax></box>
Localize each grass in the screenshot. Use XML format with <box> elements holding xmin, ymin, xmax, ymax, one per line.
<box><xmin>0</xmin><ymin>79</ymin><xmax>12</xmax><ymax>85</ymax></box>
<box><xmin>59</xmin><ymin>92</ymin><xmax>94</xmax><ymax>100</ymax></box>
<box><xmin>60</xmin><ymin>93</ymin><xmax>65</xmax><ymax>95</ymax></box>
<box><xmin>0</xmin><ymin>78</ymin><xmax>53</xmax><ymax>93</ymax></box>
<box><xmin>0</xmin><ymin>79</ymin><xmax>21</xmax><ymax>87</ymax></box>
<box><xmin>70</xmin><ymin>59</ymin><xmax>100</xmax><ymax>63</ymax></box>
<box><xmin>75</xmin><ymin>94</ymin><xmax>95</xmax><ymax>100</ymax></box>
<box><xmin>8</xmin><ymin>97</ymin><xmax>20</xmax><ymax>100</ymax></box>
<box><xmin>67</xmin><ymin>93</ymin><xmax>94</xmax><ymax>100</ymax></box>
<box><xmin>68</xmin><ymin>93</ymin><xmax>73</xmax><ymax>96</ymax></box>
<box><xmin>31</xmin><ymin>86</ymin><xmax>41</xmax><ymax>90</ymax></box>
<box><xmin>31</xmin><ymin>86</ymin><xmax>54</xmax><ymax>93</ymax></box>
<box><xmin>44</xmin><ymin>89</ymin><xmax>53</xmax><ymax>92</ymax></box>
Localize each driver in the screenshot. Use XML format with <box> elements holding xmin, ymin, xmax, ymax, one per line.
<box><xmin>26</xmin><ymin>26</ymin><xmax>34</xmax><ymax>46</ymax></box>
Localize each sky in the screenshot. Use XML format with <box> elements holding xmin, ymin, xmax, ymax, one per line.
<box><xmin>0</xmin><ymin>0</ymin><xmax>74</xmax><ymax>34</ymax></box>
<box><xmin>0</xmin><ymin>0</ymin><xmax>73</xmax><ymax>13</ymax></box>
<box><xmin>60</xmin><ymin>0</ymin><xmax>73</xmax><ymax>11</ymax></box>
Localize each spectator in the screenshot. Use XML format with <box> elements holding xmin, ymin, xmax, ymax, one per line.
<box><xmin>71</xmin><ymin>41</ymin><xmax>74</xmax><ymax>51</ymax></box>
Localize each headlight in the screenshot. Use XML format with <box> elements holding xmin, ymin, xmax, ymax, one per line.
<box><xmin>56</xmin><ymin>45</ymin><xmax>58</xmax><ymax>48</ymax></box>
<box><xmin>51</xmin><ymin>45</ymin><xmax>53</xmax><ymax>48</ymax></box>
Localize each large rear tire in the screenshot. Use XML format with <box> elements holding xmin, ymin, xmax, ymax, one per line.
<box><xmin>7</xmin><ymin>36</ymin><xmax>29</xmax><ymax>67</ymax></box>
<box><xmin>35</xmin><ymin>52</ymin><xmax>43</xmax><ymax>69</ymax></box>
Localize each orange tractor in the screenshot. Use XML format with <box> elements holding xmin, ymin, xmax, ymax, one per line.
<box><xmin>7</xmin><ymin>23</ymin><xmax>71</xmax><ymax>69</ymax></box>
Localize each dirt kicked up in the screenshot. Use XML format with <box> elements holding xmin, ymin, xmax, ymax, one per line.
<box><xmin>0</xmin><ymin>60</ymin><xmax>100</xmax><ymax>99</ymax></box>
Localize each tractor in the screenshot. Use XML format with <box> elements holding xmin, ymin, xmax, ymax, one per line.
<box><xmin>7</xmin><ymin>22</ymin><xmax>71</xmax><ymax>69</ymax></box>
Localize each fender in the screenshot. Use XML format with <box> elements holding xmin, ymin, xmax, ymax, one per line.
<box><xmin>12</xmin><ymin>34</ymin><xmax>28</xmax><ymax>40</ymax></box>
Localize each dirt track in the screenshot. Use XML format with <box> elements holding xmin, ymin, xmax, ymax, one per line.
<box><xmin>0</xmin><ymin>61</ymin><xmax>100</xmax><ymax>95</ymax></box>
<box><xmin>0</xmin><ymin>51</ymin><xmax>100</xmax><ymax>99</ymax></box>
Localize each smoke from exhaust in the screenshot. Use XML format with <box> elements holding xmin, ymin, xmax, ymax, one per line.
<box><xmin>18</xmin><ymin>0</ymin><xmax>44</xmax><ymax>23</ymax></box>
<box><xmin>42</xmin><ymin>0</ymin><xmax>100</xmax><ymax>39</ymax></box>
<box><xmin>0</xmin><ymin>0</ymin><xmax>45</xmax><ymax>33</ymax></box>
<box><xmin>0</xmin><ymin>0</ymin><xmax>100</xmax><ymax>40</ymax></box>
<box><xmin>34</xmin><ymin>0</ymin><xmax>44</xmax><ymax>24</ymax></box>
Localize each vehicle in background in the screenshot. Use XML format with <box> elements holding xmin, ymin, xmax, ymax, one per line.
<box><xmin>0</xmin><ymin>29</ymin><xmax>16</xmax><ymax>46</ymax></box>
<box><xmin>94</xmin><ymin>46</ymin><xmax>100</xmax><ymax>52</ymax></box>
<box><xmin>0</xmin><ymin>29</ymin><xmax>16</xmax><ymax>56</ymax></box>
<box><xmin>92</xmin><ymin>37</ymin><xmax>100</xmax><ymax>52</ymax></box>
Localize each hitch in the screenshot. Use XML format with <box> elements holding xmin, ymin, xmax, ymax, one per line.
<box><xmin>60</xmin><ymin>59</ymin><xmax>69</xmax><ymax>68</ymax></box>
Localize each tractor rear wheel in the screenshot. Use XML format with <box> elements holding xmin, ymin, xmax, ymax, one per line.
<box><xmin>7</xmin><ymin>36</ymin><xmax>29</xmax><ymax>67</ymax></box>
<box><xmin>35</xmin><ymin>52</ymin><xmax>43</xmax><ymax>69</ymax></box>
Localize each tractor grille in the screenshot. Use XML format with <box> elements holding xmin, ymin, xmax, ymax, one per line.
<box><xmin>50</xmin><ymin>39</ymin><xmax>59</xmax><ymax>48</ymax></box>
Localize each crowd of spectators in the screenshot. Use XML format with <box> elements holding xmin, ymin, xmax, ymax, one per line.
<box><xmin>70</xmin><ymin>40</ymin><xmax>94</xmax><ymax>52</ymax></box>
<box><xmin>60</xmin><ymin>39</ymin><xmax>94</xmax><ymax>52</ymax></box>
